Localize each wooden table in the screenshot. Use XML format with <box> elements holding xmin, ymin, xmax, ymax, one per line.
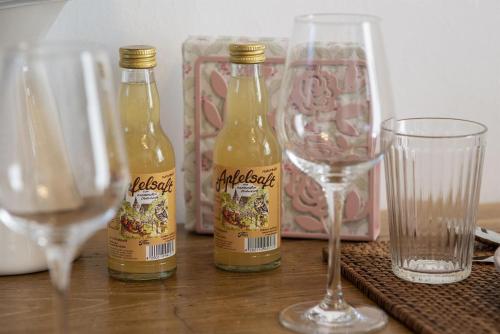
<box><xmin>1</xmin><ymin>204</ymin><xmax>499</xmax><ymax>334</ymax></box>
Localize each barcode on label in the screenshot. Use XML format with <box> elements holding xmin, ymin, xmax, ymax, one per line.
<box><xmin>146</xmin><ymin>240</ymin><xmax>175</xmax><ymax>260</ymax></box>
<box><xmin>244</xmin><ymin>234</ymin><xmax>277</xmax><ymax>253</ymax></box>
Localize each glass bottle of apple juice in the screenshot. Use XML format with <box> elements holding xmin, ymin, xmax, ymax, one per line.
<box><xmin>213</xmin><ymin>43</ymin><xmax>281</xmax><ymax>272</ymax></box>
<box><xmin>108</xmin><ymin>45</ymin><xmax>176</xmax><ymax>280</ymax></box>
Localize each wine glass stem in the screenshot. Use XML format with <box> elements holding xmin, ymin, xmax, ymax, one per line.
<box><xmin>322</xmin><ymin>184</ymin><xmax>347</xmax><ymax>311</ymax></box>
<box><xmin>45</xmin><ymin>244</ymin><xmax>76</xmax><ymax>333</ymax></box>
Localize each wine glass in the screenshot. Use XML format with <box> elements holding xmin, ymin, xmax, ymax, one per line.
<box><xmin>0</xmin><ymin>42</ymin><xmax>128</xmax><ymax>332</ymax></box>
<box><xmin>276</xmin><ymin>14</ymin><xmax>394</xmax><ymax>333</ymax></box>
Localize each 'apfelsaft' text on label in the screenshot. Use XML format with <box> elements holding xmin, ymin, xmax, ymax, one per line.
<box><xmin>108</xmin><ymin>170</ymin><xmax>176</xmax><ymax>261</ymax></box>
<box><xmin>213</xmin><ymin>164</ymin><xmax>281</xmax><ymax>253</ymax></box>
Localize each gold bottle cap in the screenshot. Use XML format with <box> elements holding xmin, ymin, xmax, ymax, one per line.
<box><xmin>119</xmin><ymin>45</ymin><xmax>156</xmax><ymax>69</ymax></box>
<box><xmin>229</xmin><ymin>43</ymin><xmax>266</xmax><ymax>64</ymax></box>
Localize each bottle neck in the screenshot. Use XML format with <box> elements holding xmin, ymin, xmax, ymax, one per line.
<box><xmin>121</xmin><ymin>67</ymin><xmax>156</xmax><ymax>84</ymax></box>
<box><xmin>119</xmin><ymin>67</ymin><xmax>160</xmax><ymax>133</ymax></box>
<box><xmin>230</xmin><ymin>62</ymin><xmax>262</xmax><ymax>78</ymax></box>
<box><xmin>226</xmin><ymin>63</ymin><xmax>268</xmax><ymax>126</ymax></box>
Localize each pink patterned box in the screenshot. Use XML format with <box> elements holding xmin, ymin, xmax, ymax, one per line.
<box><xmin>182</xmin><ymin>36</ymin><xmax>380</xmax><ymax>240</ymax></box>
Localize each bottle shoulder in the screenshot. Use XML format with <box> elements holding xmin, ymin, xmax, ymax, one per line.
<box><xmin>124</xmin><ymin>129</ymin><xmax>176</xmax><ymax>172</ymax></box>
<box><xmin>213</xmin><ymin>126</ymin><xmax>281</xmax><ymax>166</ymax></box>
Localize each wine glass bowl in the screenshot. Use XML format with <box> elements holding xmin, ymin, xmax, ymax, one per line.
<box><xmin>0</xmin><ymin>42</ymin><xmax>128</xmax><ymax>330</ymax></box>
<box><xmin>277</xmin><ymin>15</ymin><xmax>393</xmax><ymax>184</ymax></box>
<box><xmin>277</xmin><ymin>14</ymin><xmax>394</xmax><ymax>333</ymax></box>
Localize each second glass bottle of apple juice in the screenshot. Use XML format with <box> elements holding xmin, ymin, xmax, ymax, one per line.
<box><xmin>213</xmin><ymin>43</ymin><xmax>282</xmax><ymax>272</ymax></box>
<box><xmin>108</xmin><ymin>45</ymin><xmax>176</xmax><ymax>280</ymax></box>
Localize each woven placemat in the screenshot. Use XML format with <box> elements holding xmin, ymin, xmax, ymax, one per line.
<box><xmin>339</xmin><ymin>242</ymin><xmax>500</xmax><ymax>334</ymax></box>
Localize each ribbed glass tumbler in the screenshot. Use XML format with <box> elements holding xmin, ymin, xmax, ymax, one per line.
<box><xmin>384</xmin><ymin>118</ymin><xmax>487</xmax><ymax>284</ymax></box>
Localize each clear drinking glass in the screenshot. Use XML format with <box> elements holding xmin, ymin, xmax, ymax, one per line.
<box><xmin>0</xmin><ymin>42</ymin><xmax>129</xmax><ymax>332</ymax></box>
<box><xmin>384</xmin><ymin>118</ymin><xmax>487</xmax><ymax>284</ymax></box>
<box><xmin>277</xmin><ymin>14</ymin><xmax>394</xmax><ymax>333</ymax></box>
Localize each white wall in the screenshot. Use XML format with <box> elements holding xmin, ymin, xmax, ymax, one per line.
<box><xmin>42</xmin><ymin>0</ymin><xmax>500</xmax><ymax>223</ymax></box>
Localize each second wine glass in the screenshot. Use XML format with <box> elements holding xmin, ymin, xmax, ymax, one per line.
<box><xmin>276</xmin><ymin>14</ymin><xmax>394</xmax><ymax>333</ymax></box>
<box><xmin>0</xmin><ymin>42</ymin><xmax>129</xmax><ymax>332</ymax></box>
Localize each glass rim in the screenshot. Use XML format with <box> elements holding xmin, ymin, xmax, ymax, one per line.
<box><xmin>294</xmin><ymin>13</ymin><xmax>381</xmax><ymax>24</ymax></box>
<box><xmin>385</xmin><ymin>117</ymin><xmax>488</xmax><ymax>139</ymax></box>
<box><xmin>0</xmin><ymin>0</ymin><xmax>65</xmax><ymax>10</ymax></box>
<box><xmin>2</xmin><ymin>40</ymin><xmax>108</xmax><ymax>58</ymax></box>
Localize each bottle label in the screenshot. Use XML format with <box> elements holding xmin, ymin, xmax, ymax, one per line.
<box><xmin>213</xmin><ymin>163</ymin><xmax>281</xmax><ymax>253</ymax></box>
<box><xmin>108</xmin><ymin>170</ymin><xmax>176</xmax><ymax>261</ymax></box>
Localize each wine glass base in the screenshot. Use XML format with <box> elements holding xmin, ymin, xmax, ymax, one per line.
<box><xmin>280</xmin><ymin>301</ymin><xmax>388</xmax><ymax>334</ymax></box>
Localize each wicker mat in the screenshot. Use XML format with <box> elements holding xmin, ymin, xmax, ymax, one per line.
<box><xmin>339</xmin><ymin>242</ymin><xmax>500</xmax><ymax>334</ymax></box>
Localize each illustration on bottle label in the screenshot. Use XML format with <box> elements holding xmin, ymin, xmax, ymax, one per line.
<box><xmin>108</xmin><ymin>170</ymin><xmax>176</xmax><ymax>261</ymax></box>
<box><xmin>214</xmin><ymin>163</ymin><xmax>281</xmax><ymax>253</ymax></box>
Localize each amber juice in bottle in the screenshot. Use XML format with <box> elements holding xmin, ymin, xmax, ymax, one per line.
<box><xmin>108</xmin><ymin>45</ymin><xmax>176</xmax><ymax>280</ymax></box>
<box><xmin>213</xmin><ymin>43</ymin><xmax>281</xmax><ymax>272</ymax></box>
